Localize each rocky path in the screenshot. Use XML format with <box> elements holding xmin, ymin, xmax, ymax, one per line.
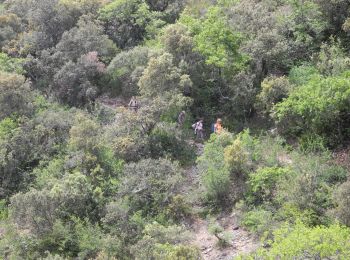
<box><xmin>191</xmin><ymin>216</ymin><xmax>259</xmax><ymax>260</ymax></box>
<box><xmin>183</xmin><ymin>140</ymin><xmax>259</xmax><ymax>259</ymax></box>
<box><xmin>97</xmin><ymin>96</ymin><xmax>128</xmax><ymax>109</ymax></box>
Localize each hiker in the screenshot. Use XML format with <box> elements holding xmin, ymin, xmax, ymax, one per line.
<box><xmin>177</xmin><ymin>111</ymin><xmax>186</xmax><ymax>128</ymax></box>
<box><xmin>192</xmin><ymin>119</ymin><xmax>204</xmax><ymax>140</ymax></box>
<box><xmin>128</xmin><ymin>96</ymin><xmax>139</xmax><ymax>112</ymax></box>
<box><xmin>214</xmin><ymin>118</ymin><xmax>223</xmax><ymax>134</ymax></box>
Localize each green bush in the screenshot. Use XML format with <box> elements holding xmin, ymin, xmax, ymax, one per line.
<box><xmin>274</xmin><ymin>152</ymin><xmax>344</xmax><ymax>225</ymax></box>
<box><xmin>0</xmin><ymin>117</ymin><xmax>18</xmax><ymax>138</ymax></box>
<box><xmin>0</xmin><ymin>53</ymin><xmax>25</xmax><ymax>74</ymax></box>
<box><xmin>316</xmin><ymin>40</ymin><xmax>350</xmax><ymax>76</ymax></box>
<box><xmin>0</xmin><ymin>199</ymin><xmax>8</xmax><ymax>220</ymax></box>
<box><xmin>197</xmin><ymin>131</ymin><xmax>234</xmax><ymax>206</ymax></box>
<box><xmin>153</xmin><ymin>244</ymin><xmax>202</xmax><ymax>260</ymax></box>
<box><xmin>288</xmin><ymin>65</ymin><xmax>319</xmax><ymax>86</ymax></box>
<box><xmin>275</xmin><ymin>203</ymin><xmax>317</xmax><ymax>226</ymax></box>
<box><xmin>131</xmin><ymin>222</ymin><xmax>194</xmax><ymax>260</ymax></box>
<box><xmin>274</xmin><ymin>73</ymin><xmax>350</xmax><ymax>146</ymax></box>
<box><xmin>241</xmin><ymin>208</ymin><xmax>274</xmax><ymax>235</ymax></box>
<box><xmin>332</xmin><ymin>180</ymin><xmax>350</xmax><ymax>226</ymax></box>
<box><xmin>198</xmin><ymin>130</ymin><xmax>263</xmax><ymax>207</ymax></box>
<box><xmin>148</xmin><ymin>124</ymin><xmax>196</xmax><ymax>166</ymax></box>
<box><xmin>224</xmin><ymin>138</ymin><xmax>249</xmax><ymax>174</ymax></box>
<box><xmin>255</xmin><ymin>76</ymin><xmax>293</xmax><ymax>114</ymax></box>
<box><xmin>118</xmin><ymin>158</ymin><xmax>183</xmax><ymax>217</ymax></box>
<box><xmin>247</xmin><ymin>167</ymin><xmax>291</xmax><ymax>204</ymax></box>
<box><xmin>164</xmin><ymin>195</ymin><xmax>192</xmax><ymax>222</ymax></box>
<box><xmin>74</xmin><ymin>218</ymin><xmax>105</xmax><ymax>259</ymax></box>
<box><xmin>298</xmin><ymin>133</ymin><xmax>327</xmax><ymax>153</ymax></box>
<box><xmin>255</xmin><ymin>221</ymin><xmax>350</xmax><ymax>259</ymax></box>
<box><xmin>208</xmin><ymin>218</ymin><xmax>233</xmax><ymax>247</ymax></box>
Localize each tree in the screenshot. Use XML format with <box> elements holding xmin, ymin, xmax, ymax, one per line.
<box><xmin>138</xmin><ymin>52</ymin><xmax>191</xmax><ymax>97</ymax></box>
<box><xmin>0</xmin><ymin>13</ymin><xmax>23</xmax><ymax>51</ymax></box>
<box><xmin>3</xmin><ymin>0</ymin><xmax>105</xmax><ymax>55</ymax></box>
<box><xmin>161</xmin><ymin>24</ymin><xmax>197</xmax><ymax>65</ymax></box>
<box><xmin>316</xmin><ymin>0</ymin><xmax>350</xmax><ymax>38</ymax></box>
<box><xmin>55</xmin><ymin>15</ymin><xmax>117</xmax><ymax>62</ymax></box>
<box><xmin>0</xmin><ymin>106</ymin><xmax>75</xmax><ymax>199</ymax></box>
<box><xmin>185</xmin><ymin>6</ymin><xmax>246</xmax><ymax>76</ymax></box>
<box><xmin>146</xmin><ymin>0</ymin><xmax>185</xmax><ymax>23</ymax></box>
<box><xmin>98</xmin><ymin>0</ymin><xmax>162</xmax><ymax>49</ymax></box>
<box><xmin>118</xmin><ymin>158</ymin><xmax>183</xmax><ymax>216</ymax></box>
<box><xmin>9</xmin><ymin>189</ymin><xmax>58</xmax><ymax>236</ymax></box>
<box><xmin>107</xmin><ymin>46</ymin><xmax>158</xmax><ymax>97</ymax></box>
<box><xmin>0</xmin><ymin>72</ymin><xmax>33</xmax><ymax>119</ymax></box>
<box><xmin>255</xmin><ymin>76</ymin><xmax>293</xmax><ymax>115</ymax></box>
<box><xmin>52</xmin><ymin>52</ymin><xmax>106</xmax><ymax>106</ymax></box>
<box><xmin>279</xmin><ymin>0</ymin><xmax>327</xmax><ymax>48</ymax></box>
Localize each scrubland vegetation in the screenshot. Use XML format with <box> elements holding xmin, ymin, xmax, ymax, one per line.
<box><xmin>0</xmin><ymin>0</ymin><xmax>350</xmax><ymax>259</ymax></box>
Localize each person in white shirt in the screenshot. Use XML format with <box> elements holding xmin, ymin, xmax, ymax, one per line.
<box><xmin>192</xmin><ymin>119</ymin><xmax>204</xmax><ymax>140</ymax></box>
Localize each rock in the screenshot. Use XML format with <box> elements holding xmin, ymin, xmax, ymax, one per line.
<box><xmin>203</xmin><ymin>248</ymin><xmax>213</xmax><ymax>254</ymax></box>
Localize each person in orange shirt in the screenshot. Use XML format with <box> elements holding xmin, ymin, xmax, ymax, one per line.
<box><xmin>214</xmin><ymin>118</ymin><xmax>223</xmax><ymax>134</ymax></box>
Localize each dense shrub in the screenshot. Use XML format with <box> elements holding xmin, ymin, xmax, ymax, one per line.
<box><xmin>256</xmin><ymin>76</ymin><xmax>293</xmax><ymax>114</ymax></box>
<box><xmin>148</xmin><ymin>123</ymin><xmax>195</xmax><ymax>166</ymax></box>
<box><xmin>131</xmin><ymin>222</ymin><xmax>195</xmax><ymax>259</ymax></box>
<box><xmin>197</xmin><ymin>132</ymin><xmax>234</xmax><ymax>206</ymax></box>
<box><xmin>274</xmin><ymin>73</ymin><xmax>350</xmax><ymax>146</ymax></box>
<box><xmin>241</xmin><ymin>208</ymin><xmax>274</xmax><ymax>235</ymax></box>
<box><xmin>274</xmin><ymin>153</ymin><xmax>346</xmax><ymax>225</ymax></box>
<box><xmin>0</xmin><ymin>53</ymin><xmax>25</xmax><ymax>74</ymax></box>
<box><xmin>2</xmin><ymin>0</ymin><xmax>350</xmax><ymax>258</ymax></box>
<box><xmin>316</xmin><ymin>40</ymin><xmax>350</xmax><ymax>76</ymax></box>
<box><xmin>247</xmin><ymin>167</ymin><xmax>291</xmax><ymax>204</ymax></box>
<box><xmin>198</xmin><ymin>130</ymin><xmax>265</xmax><ymax>207</ymax></box>
<box><xmin>0</xmin><ymin>107</ymin><xmax>75</xmax><ymax>198</ymax></box>
<box><xmin>152</xmin><ymin>244</ymin><xmax>202</xmax><ymax>260</ymax></box>
<box><xmin>224</xmin><ymin>138</ymin><xmax>249</xmax><ymax>174</ymax></box>
<box><xmin>118</xmin><ymin>158</ymin><xmax>183</xmax><ymax>217</ymax></box>
<box><xmin>0</xmin><ymin>72</ymin><xmax>34</xmax><ymax>120</ymax></box>
<box><xmin>332</xmin><ymin>180</ymin><xmax>350</xmax><ymax>226</ymax></box>
<box><xmin>10</xmin><ymin>172</ymin><xmax>96</xmax><ymax>236</ymax></box>
<box><xmin>254</xmin><ymin>222</ymin><xmax>350</xmax><ymax>259</ymax></box>
<box><xmin>288</xmin><ymin>65</ymin><xmax>319</xmax><ymax>86</ymax></box>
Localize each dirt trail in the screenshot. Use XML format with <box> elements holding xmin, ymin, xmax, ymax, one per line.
<box><xmin>183</xmin><ymin>140</ymin><xmax>259</xmax><ymax>259</ymax></box>
<box><xmin>191</xmin><ymin>216</ymin><xmax>259</xmax><ymax>260</ymax></box>
<box><xmin>97</xmin><ymin>96</ymin><xmax>128</xmax><ymax>109</ymax></box>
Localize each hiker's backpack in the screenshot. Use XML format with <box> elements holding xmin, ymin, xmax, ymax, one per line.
<box><xmin>211</xmin><ymin>123</ymin><xmax>215</xmax><ymax>133</ymax></box>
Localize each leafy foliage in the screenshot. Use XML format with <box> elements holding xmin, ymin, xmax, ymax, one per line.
<box><xmin>0</xmin><ymin>52</ymin><xmax>24</xmax><ymax>73</ymax></box>
<box><xmin>98</xmin><ymin>0</ymin><xmax>162</xmax><ymax>49</ymax></box>
<box><xmin>118</xmin><ymin>158</ymin><xmax>183</xmax><ymax>217</ymax></box>
<box><xmin>256</xmin><ymin>76</ymin><xmax>293</xmax><ymax>114</ymax></box>
<box><xmin>1</xmin><ymin>0</ymin><xmax>350</xmax><ymax>258</ymax></box>
<box><xmin>247</xmin><ymin>166</ymin><xmax>290</xmax><ymax>204</ymax></box>
<box><xmin>255</xmin><ymin>222</ymin><xmax>350</xmax><ymax>259</ymax></box>
<box><xmin>187</xmin><ymin>6</ymin><xmax>247</xmax><ymax>74</ymax></box>
<box><xmin>274</xmin><ymin>73</ymin><xmax>350</xmax><ymax>146</ymax></box>
<box><xmin>0</xmin><ymin>72</ymin><xmax>34</xmax><ymax>119</ymax></box>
